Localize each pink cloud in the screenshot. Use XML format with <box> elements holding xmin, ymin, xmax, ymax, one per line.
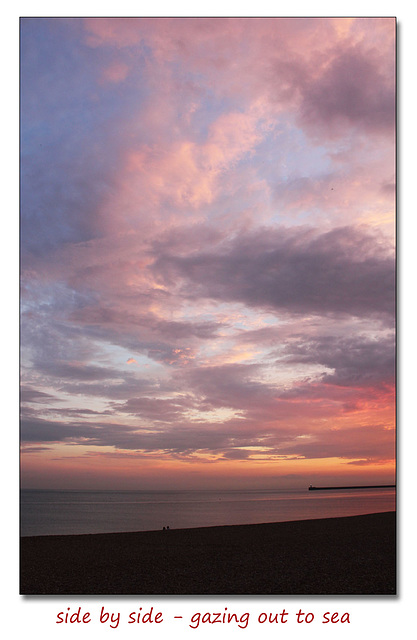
<box><xmin>101</xmin><ymin>61</ymin><xmax>129</xmax><ymax>84</ymax></box>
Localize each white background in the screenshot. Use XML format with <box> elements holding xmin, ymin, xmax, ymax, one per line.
<box><xmin>3</xmin><ymin>2</ymin><xmax>415</xmax><ymax>638</ymax></box>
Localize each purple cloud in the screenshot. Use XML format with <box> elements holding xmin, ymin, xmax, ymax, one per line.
<box><xmin>154</xmin><ymin>225</ymin><xmax>395</xmax><ymax>319</ymax></box>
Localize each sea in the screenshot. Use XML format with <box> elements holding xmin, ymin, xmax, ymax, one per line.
<box><xmin>20</xmin><ymin>487</ymin><xmax>396</xmax><ymax>537</ymax></box>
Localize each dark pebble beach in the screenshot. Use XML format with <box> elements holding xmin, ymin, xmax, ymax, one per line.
<box><xmin>20</xmin><ymin>511</ymin><xmax>396</xmax><ymax>595</ymax></box>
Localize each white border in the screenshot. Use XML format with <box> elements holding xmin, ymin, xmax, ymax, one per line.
<box><xmin>5</xmin><ymin>3</ymin><xmax>416</xmax><ymax>639</ymax></box>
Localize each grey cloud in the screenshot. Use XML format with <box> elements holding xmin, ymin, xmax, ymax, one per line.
<box><xmin>150</xmin><ymin>317</ymin><xmax>220</xmax><ymax>341</ymax></box>
<box><xmin>20</xmin><ymin>445</ymin><xmax>53</xmax><ymax>453</ymax></box>
<box><xmin>112</xmin><ymin>396</ymin><xmax>192</xmax><ymax>422</ymax></box>
<box><xmin>280</xmin><ymin>333</ymin><xmax>395</xmax><ymax>388</ymax></box>
<box><xmin>56</xmin><ymin>376</ymin><xmax>158</xmax><ymax>401</ymax></box>
<box><xmin>299</xmin><ymin>46</ymin><xmax>395</xmax><ymax>135</ymax></box>
<box><xmin>20</xmin><ymin>417</ymin><xmax>139</xmax><ymax>447</ymax></box>
<box><xmin>154</xmin><ymin>225</ymin><xmax>395</xmax><ymax>320</ymax></box>
<box><xmin>37</xmin><ymin>362</ymin><xmax>126</xmax><ymax>382</ymax></box>
<box><xmin>20</xmin><ymin>385</ymin><xmax>57</xmax><ymax>404</ymax></box>
<box><xmin>20</xmin><ymin>417</ymin><xmax>98</xmax><ymax>444</ymax></box>
<box><xmin>179</xmin><ymin>363</ymin><xmax>268</xmax><ymax>412</ymax></box>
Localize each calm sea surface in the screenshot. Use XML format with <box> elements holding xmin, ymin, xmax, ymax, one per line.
<box><xmin>20</xmin><ymin>487</ymin><xmax>396</xmax><ymax>537</ymax></box>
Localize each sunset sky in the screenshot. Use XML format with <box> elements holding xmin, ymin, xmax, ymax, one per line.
<box><xmin>20</xmin><ymin>17</ymin><xmax>396</xmax><ymax>490</ymax></box>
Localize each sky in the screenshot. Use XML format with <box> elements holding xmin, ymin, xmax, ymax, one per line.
<box><xmin>20</xmin><ymin>17</ymin><xmax>396</xmax><ymax>491</ymax></box>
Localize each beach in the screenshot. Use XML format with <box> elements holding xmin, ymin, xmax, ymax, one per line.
<box><xmin>20</xmin><ymin>511</ymin><xmax>396</xmax><ymax>595</ymax></box>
